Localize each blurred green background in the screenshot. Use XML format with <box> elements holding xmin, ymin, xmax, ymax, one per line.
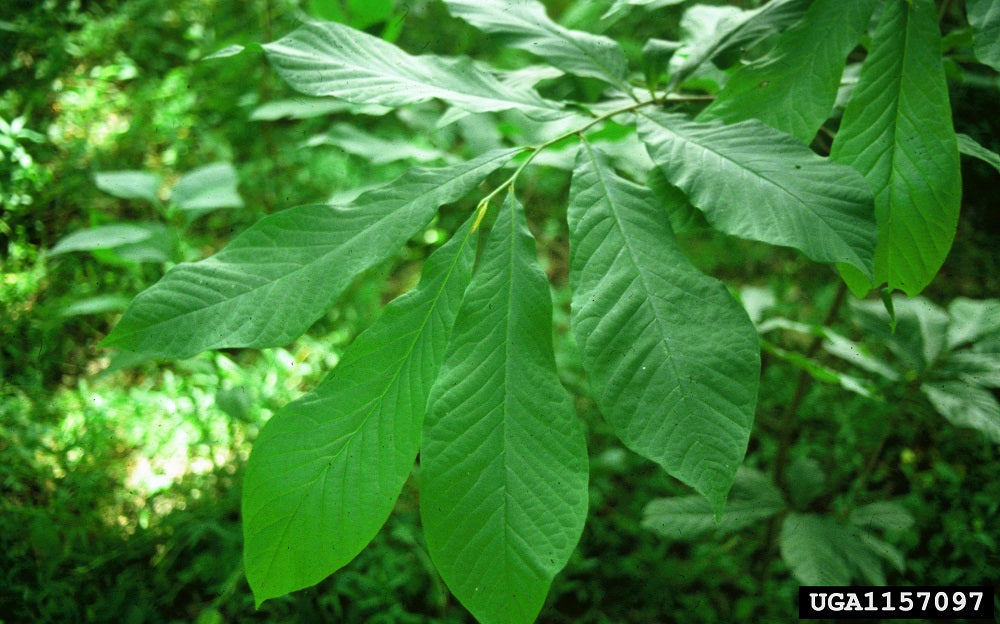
<box><xmin>1</xmin><ymin>1</ymin><xmax>997</xmax><ymax>622</ymax></box>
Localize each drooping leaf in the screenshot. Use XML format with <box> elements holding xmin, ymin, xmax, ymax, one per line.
<box><xmin>171</xmin><ymin>162</ymin><xmax>244</xmax><ymax>214</ymax></box>
<box><xmin>568</xmin><ymin>141</ymin><xmax>758</xmax><ymax>511</ymax></box>
<box><xmin>304</xmin><ymin>123</ymin><xmax>450</xmax><ymax>164</ymax></box>
<box><xmin>966</xmin><ymin>0</ymin><xmax>1000</xmax><ymax>71</ymax></box>
<box><xmin>700</xmin><ymin>0</ymin><xmax>878</xmax><ymax>144</ymax></box>
<box><xmin>848</xmin><ymin>501</ymin><xmax>915</xmax><ymax>532</ymax></box>
<box><xmin>780</xmin><ymin>514</ymin><xmax>854</xmax><ymax>585</ymax></box>
<box><xmin>250</xmin><ymin>97</ymin><xmax>392</xmax><ymax>120</ymax></box>
<box><xmin>421</xmin><ymin>194</ymin><xmax>588</xmax><ymax>624</ymax></box>
<box><xmin>858</xmin><ymin>533</ymin><xmax>906</xmax><ymax>573</ymax></box>
<box><xmin>603</xmin><ymin>0</ymin><xmax>685</xmax><ymax>23</ymax></box>
<box><xmin>47</xmin><ymin>224</ymin><xmax>155</xmax><ymax>256</ymax></box>
<box><xmin>48</xmin><ymin>223</ymin><xmax>175</xmax><ymax>264</ymax></box>
<box><xmin>646</xmin><ymin>166</ymin><xmax>709</xmax><ymax>233</ymax></box>
<box><xmin>922</xmin><ymin>381</ymin><xmax>1000</xmax><ymax>443</ymax></box>
<box><xmin>831</xmin><ymin>0</ymin><xmax>961</xmax><ymax>296</ymax></box>
<box><xmin>760</xmin><ymin>340</ymin><xmax>876</xmax><ymax>398</ymax></box>
<box><xmin>102</xmin><ymin>149</ymin><xmax>519</xmax><ymax>358</ymax></box>
<box><xmin>243</xmin><ymin>217</ymin><xmax>477</xmax><ymax>605</ymax></box>
<box><xmin>263</xmin><ymin>20</ymin><xmax>563</xmax><ymax>120</ymax></box>
<box><xmin>947</xmin><ymin>297</ymin><xmax>1000</xmax><ymax>349</ymax></box>
<box><xmin>59</xmin><ymin>295</ymin><xmax>132</xmax><ymax>318</ymax></box>
<box><xmin>940</xmin><ymin>352</ymin><xmax>1000</xmax><ymax>389</ymax></box>
<box><xmin>957</xmin><ymin>133</ymin><xmax>1000</xmax><ymax>174</ymax></box>
<box><xmin>93</xmin><ymin>170</ymin><xmax>161</xmax><ymax>203</ymax></box>
<box><xmin>638</xmin><ymin>111</ymin><xmax>876</xmax><ymax>276</ymax></box>
<box><xmin>642</xmin><ymin>467</ymin><xmax>784</xmax><ymax>539</ymax></box>
<box><xmin>442</xmin><ymin>0</ymin><xmax>630</xmax><ymax>92</ymax></box>
<box><xmin>851</xmin><ymin>297</ymin><xmax>949</xmax><ymax>373</ymax></box>
<box><xmin>203</xmin><ymin>44</ymin><xmax>252</xmax><ymax>60</ymax></box>
<box><xmin>668</xmin><ymin>0</ymin><xmax>812</xmax><ymax>90</ymax></box>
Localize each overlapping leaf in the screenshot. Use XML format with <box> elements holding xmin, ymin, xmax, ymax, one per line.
<box><xmin>421</xmin><ymin>195</ymin><xmax>588</xmax><ymax>624</ymax></box>
<box><xmin>700</xmin><ymin>0</ymin><xmax>878</xmax><ymax>143</ymax></box>
<box><xmin>442</xmin><ymin>0</ymin><xmax>630</xmax><ymax>92</ymax></box>
<box><xmin>669</xmin><ymin>0</ymin><xmax>811</xmax><ymax>90</ymax></box>
<box><xmin>831</xmin><ymin>0</ymin><xmax>961</xmax><ymax>296</ymax></box>
<box><xmin>243</xmin><ymin>217</ymin><xmax>476</xmax><ymax>604</ymax></box>
<box><xmin>102</xmin><ymin>149</ymin><xmax>518</xmax><ymax>358</ymax></box>
<box><xmin>568</xmin><ymin>141</ymin><xmax>758</xmax><ymax>511</ymax></box>
<box><xmin>638</xmin><ymin>111</ymin><xmax>876</xmax><ymax>276</ymax></box>
<box><xmin>642</xmin><ymin>468</ymin><xmax>784</xmax><ymax>539</ymax></box>
<box><xmin>263</xmin><ymin>20</ymin><xmax>562</xmax><ymax>120</ymax></box>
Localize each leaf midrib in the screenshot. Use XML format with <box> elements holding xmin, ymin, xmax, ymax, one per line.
<box><xmin>110</xmin><ymin>156</ymin><xmax>511</xmax><ymax>349</ymax></box>
<box><xmin>581</xmin><ymin>141</ymin><xmax>689</xmax><ymax>408</ymax></box>
<box><xmin>257</xmin><ymin>224</ymin><xmax>475</xmax><ymax>589</ymax></box>
<box><xmin>642</xmin><ymin>113</ymin><xmax>868</xmax><ymax>266</ymax></box>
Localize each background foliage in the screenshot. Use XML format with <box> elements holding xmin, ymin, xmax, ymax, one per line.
<box><xmin>1</xmin><ymin>0</ymin><xmax>998</xmax><ymax>622</ymax></box>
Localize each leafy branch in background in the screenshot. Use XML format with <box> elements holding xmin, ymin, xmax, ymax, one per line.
<box><xmin>90</xmin><ymin>0</ymin><xmax>999</xmax><ymax>622</ymax></box>
<box><xmin>44</xmin><ymin>162</ymin><xmax>244</xmax><ymax>318</ymax></box>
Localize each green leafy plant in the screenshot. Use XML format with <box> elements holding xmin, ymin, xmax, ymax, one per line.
<box><xmin>646</xmin><ymin>292</ymin><xmax>998</xmax><ymax>590</ymax></box>
<box><xmin>99</xmin><ymin>1</ymin><xmax>997</xmax><ymax>622</ymax></box>
<box><xmin>44</xmin><ymin>162</ymin><xmax>244</xmax><ymax>316</ymax></box>
<box><xmin>762</xmin><ymin>296</ymin><xmax>1000</xmax><ymax>442</ymax></box>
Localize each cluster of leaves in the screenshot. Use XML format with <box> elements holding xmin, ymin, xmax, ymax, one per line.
<box><xmin>761</xmin><ymin>296</ymin><xmax>1000</xmax><ymax>443</ymax></box>
<box><xmin>94</xmin><ymin>0</ymin><xmax>998</xmax><ymax>623</ymax></box>
<box><xmin>647</xmin><ymin>295</ymin><xmax>1000</xmax><ymax>586</ymax></box>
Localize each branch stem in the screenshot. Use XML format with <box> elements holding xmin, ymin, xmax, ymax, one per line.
<box><xmin>471</xmin><ymin>95</ymin><xmax>704</xmax><ymax>229</ymax></box>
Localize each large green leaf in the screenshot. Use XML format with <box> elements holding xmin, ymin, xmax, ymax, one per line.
<box><xmin>102</xmin><ymin>149</ymin><xmax>518</xmax><ymax>358</ymax></box>
<box><xmin>967</xmin><ymin>0</ymin><xmax>1000</xmax><ymax>71</ymax></box>
<box><xmin>263</xmin><ymin>20</ymin><xmax>562</xmax><ymax>120</ymax></box>
<box><xmin>421</xmin><ymin>195</ymin><xmax>588</xmax><ymax>624</ymax></box>
<box><xmin>242</xmin><ymin>217</ymin><xmax>477</xmax><ymax>604</ymax></box>
<box><xmin>442</xmin><ymin>0</ymin><xmax>630</xmax><ymax>92</ymax></box>
<box><xmin>642</xmin><ymin>467</ymin><xmax>784</xmax><ymax>539</ymax></box>
<box><xmin>568</xmin><ymin>141</ymin><xmax>758</xmax><ymax>511</ymax></box>
<box><xmin>638</xmin><ymin>111</ymin><xmax>876</xmax><ymax>277</ymax></box>
<box><xmin>668</xmin><ymin>0</ymin><xmax>811</xmax><ymax>90</ymax></box>
<box><xmin>831</xmin><ymin>0</ymin><xmax>961</xmax><ymax>296</ymax></box>
<box><xmin>700</xmin><ymin>0</ymin><xmax>878</xmax><ymax>143</ymax></box>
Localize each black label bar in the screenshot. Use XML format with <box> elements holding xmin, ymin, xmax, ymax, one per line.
<box><xmin>799</xmin><ymin>586</ymin><xmax>995</xmax><ymax>620</ymax></box>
